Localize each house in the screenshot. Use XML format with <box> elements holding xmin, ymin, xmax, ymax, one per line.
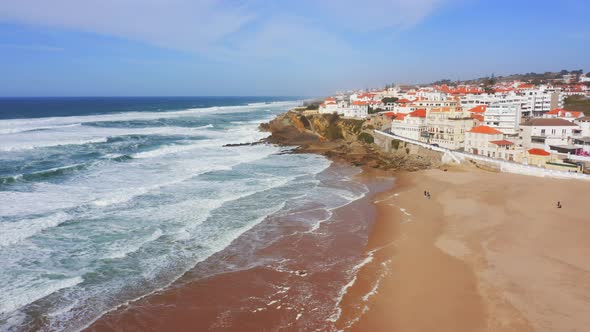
<box><xmin>525</xmin><ymin>148</ymin><xmax>583</xmax><ymax>172</ymax></box>
<box><xmin>519</xmin><ymin>118</ymin><xmax>580</xmax><ymax>150</ymax></box>
<box><xmin>318</xmin><ymin>97</ymin><xmax>338</xmax><ymax>114</ymax></box>
<box><xmin>345</xmin><ymin>101</ymin><xmax>369</xmax><ymax>118</ymax></box>
<box><xmin>542</xmin><ymin>109</ymin><xmax>584</xmax><ymax>121</ymax></box>
<box><xmin>422</xmin><ymin>107</ymin><xmax>475</xmax><ymax>149</ymax></box>
<box><xmin>464</xmin><ymin>125</ymin><xmax>503</xmax><ymax>157</ymax></box>
<box><xmin>390</xmin><ymin>109</ymin><xmax>427</xmax><ymax>140</ymax></box>
<box><xmin>525</xmin><ymin>148</ymin><xmax>551</xmax><ymax>168</ymax></box>
<box><xmin>489</xmin><ymin>140</ymin><xmax>522</xmax><ymax>162</ymax></box>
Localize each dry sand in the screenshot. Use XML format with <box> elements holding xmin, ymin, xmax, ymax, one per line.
<box><xmin>338</xmin><ymin>165</ymin><xmax>590</xmax><ymax>332</ymax></box>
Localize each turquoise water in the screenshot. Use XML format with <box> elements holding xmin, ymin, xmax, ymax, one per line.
<box><xmin>0</xmin><ymin>98</ymin><xmax>368</xmax><ymax>331</ymax></box>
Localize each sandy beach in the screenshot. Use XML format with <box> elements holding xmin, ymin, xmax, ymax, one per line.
<box><xmin>337</xmin><ymin>165</ymin><xmax>590</xmax><ymax>332</ymax></box>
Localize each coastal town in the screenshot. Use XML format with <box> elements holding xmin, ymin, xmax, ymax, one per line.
<box><xmin>308</xmin><ymin>71</ymin><xmax>590</xmax><ymax>174</ymax></box>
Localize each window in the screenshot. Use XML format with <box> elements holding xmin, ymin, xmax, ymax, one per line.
<box><xmin>541</xmin><ymin>129</ymin><xmax>545</xmax><ymax>135</ymax></box>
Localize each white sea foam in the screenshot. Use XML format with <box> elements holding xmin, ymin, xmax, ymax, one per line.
<box><xmin>0</xmin><ymin>276</ymin><xmax>83</xmax><ymax>315</ymax></box>
<box><xmin>0</xmin><ymin>125</ymin><xmax>213</xmax><ymax>152</ymax></box>
<box><xmin>103</xmin><ymin>229</ymin><xmax>163</xmax><ymax>260</ymax></box>
<box><xmin>0</xmin><ymin>123</ymin><xmax>81</xmax><ymax>135</ymax></box>
<box><xmin>0</xmin><ymin>100</ymin><xmax>298</xmax><ymax>138</ymax></box>
<box><xmin>327</xmin><ymin>254</ymin><xmax>375</xmax><ymax>323</ymax></box>
<box><xmin>0</xmin><ymin>100</ymin><xmax>342</xmax><ymax>331</ymax></box>
<box><xmin>0</xmin><ymin>212</ymin><xmax>70</xmax><ymax>247</ymax></box>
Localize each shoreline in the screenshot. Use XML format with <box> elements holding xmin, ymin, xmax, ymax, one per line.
<box><xmin>87</xmin><ymin>109</ymin><xmax>590</xmax><ymax>331</ymax></box>
<box><xmin>86</xmin><ymin>162</ymin><xmax>395</xmax><ymax>331</ymax></box>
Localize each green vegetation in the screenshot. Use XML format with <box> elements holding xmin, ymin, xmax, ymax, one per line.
<box><xmin>358</xmin><ymin>132</ymin><xmax>374</xmax><ymax>144</ymax></box>
<box><xmin>303</xmin><ymin>100</ymin><xmax>321</xmax><ymax>110</ymax></box>
<box><xmin>381</xmin><ymin>97</ymin><xmax>399</xmax><ymax>104</ymax></box>
<box><xmin>565</xmin><ymin>96</ymin><xmax>590</xmax><ymax>116</ymax></box>
<box><xmin>431</xmin><ymin>69</ymin><xmax>587</xmax><ymax>86</ymax></box>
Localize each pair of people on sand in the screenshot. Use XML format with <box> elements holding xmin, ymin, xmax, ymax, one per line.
<box><xmin>423</xmin><ymin>190</ymin><xmax>431</xmax><ymax>199</ymax></box>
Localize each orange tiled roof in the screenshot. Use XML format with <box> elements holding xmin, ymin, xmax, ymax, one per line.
<box><xmin>546</xmin><ymin>108</ymin><xmax>583</xmax><ymax>118</ymax></box>
<box><xmin>467</xmin><ymin>125</ymin><xmax>503</xmax><ymax>135</ymax></box>
<box><xmin>490</xmin><ymin>140</ymin><xmax>514</xmax><ymax>146</ymax></box>
<box><xmin>468</xmin><ymin>105</ymin><xmax>487</xmax><ymax>114</ymax></box>
<box><xmin>471</xmin><ymin>114</ymin><xmax>484</xmax><ymax>122</ymax></box>
<box><xmin>528</xmin><ymin>148</ymin><xmax>550</xmax><ymax>156</ymax></box>
<box><xmin>409</xmin><ymin>109</ymin><xmax>426</xmax><ymax>117</ymax></box>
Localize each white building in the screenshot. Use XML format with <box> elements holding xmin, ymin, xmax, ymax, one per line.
<box><xmin>318</xmin><ymin>97</ymin><xmax>338</xmax><ymax>114</ymax></box>
<box><xmin>390</xmin><ymin>109</ymin><xmax>427</xmax><ymax>140</ymax></box>
<box><xmin>519</xmin><ymin>118</ymin><xmax>580</xmax><ymax>150</ymax></box>
<box><xmin>542</xmin><ymin>109</ymin><xmax>584</xmax><ymax>121</ymax></box>
<box><xmin>518</xmin><ymin>87</ymin><xmax>564</xmax><ymax>117</ymax></box>
<box><xmin>344</xmin><ymin>101</ymin><xmax>369</xmax><ymax>118</ymax></box>
<box><xmin>464</xmin><ymin>125</ymin><xmax>504</xmax><ymax>156</ymax></box>
<box><xmin>422</xmin><ymin>107</ymin><xmax>475</xmax><ymax>149</ymax></box>
<box><xmin>484</xmin><ymin>99</ymin><xmax>522</xmax><ymax>135</ymax></box>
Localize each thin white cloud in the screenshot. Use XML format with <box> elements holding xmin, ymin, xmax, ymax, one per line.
<box><xmin>0</xmin><ymin>0</ymin><xmax>446</xmax><ymax>57</ymax></box>
<box><xmin>0</xmin><ymin>0</ymin><xmax>254</xmax><ymax>53</ymax></box>
<box><xmin>317</xmin><ymin>0</ymin><xmax>447</xmax><ymax>30</ymax></box>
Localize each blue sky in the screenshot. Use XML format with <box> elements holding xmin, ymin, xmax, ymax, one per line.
<box><xmin>0</xmin><ymin>0</ymin><xmax>589</xmax><ymax>97</ymax></box>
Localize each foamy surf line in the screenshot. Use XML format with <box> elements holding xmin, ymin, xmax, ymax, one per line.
<box><xmin>0</xmin><ymin>99</ymin><xmax>316</xmax><ymax>331</ymax></box>
<box><xmin>0</xmin><ymin>100</ymin><xmax>299</xmax><ymax>134</ymax></box>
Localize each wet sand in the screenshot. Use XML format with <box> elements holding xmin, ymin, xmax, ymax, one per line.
<box><xmin>87</xmin><ymin>163</ymin><xmax>590</xmax><ymax>332</ymax></box>
<box><xmin>338</xmin><ymin>166</ymin><xmax>590</xmax><ymax>332</ymax></box>
<box><xmin>86</xmin><ymin>164</ymin><xmax>394</xmax><ymax>331</ymax></box>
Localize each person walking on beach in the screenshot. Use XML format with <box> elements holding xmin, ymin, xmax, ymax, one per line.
<box><xmin>557</xmin><ymin>201</ymin><xmax>562</xmax><ymax>209</ymax></box>
<box><xmin>427</xmin><ymin>191</ymin><xmax>431</xmax><ymax>200</ymax></box>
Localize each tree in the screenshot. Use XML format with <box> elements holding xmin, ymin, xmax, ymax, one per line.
<box><xmin>381</xmin><ymin>97</ymin><xmax>399</xmax><ymax>104</ymax></box>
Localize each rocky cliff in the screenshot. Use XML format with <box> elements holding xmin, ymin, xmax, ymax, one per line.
<box><xmin>260</xmin><ymin>111</ymin><xmax>439</xmax><ymax>171</ymax></box>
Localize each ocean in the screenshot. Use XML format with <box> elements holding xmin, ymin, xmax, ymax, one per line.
<box><xmin>0</xmin><ymin>97</ymin><xmax>375</xmax><ymax>331</ymax></box>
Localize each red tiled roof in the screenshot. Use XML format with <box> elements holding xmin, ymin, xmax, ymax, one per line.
<box><xmin>490</xmin><ymin>140</ymin><xmax>514</xmax><ymax>146</ymax></box>
<box><xmin>467</xmin><ymin>125</ymin><xmax>503</xmax><ymax>135</ymax></box>
<box><xmin>545</xmin><ymin>108</ymin><xmax>583</xmax><ymax>118</ymax></box>
<box><xmin>352</xmin><ymin>101</ymin><xmax>368</xmax><ymax>106</ymax></box>
<box><xmin>468</xmin><ymin>105</ymin><xmax>487</xmax><ymax>114</ymax></box>
<box><xmin>409</xmin><ymin>109</ymin><xmax>426</xmax><ymax>117</ymax></box>
<box><xmin>394</xmin><ymin>113</ymin><xmax>407</xmax><ymax>120</ymax></box>
<box><xmin>382</xmin><ymin>112</ymin><xmax>395</xmax><ymax>118</ymax></box>
<box><xmin>471</xmin><ymin>114</ymin><xmax>484</xmax><ymax>122</ymax></box>
<box><xmin>528</xmin><ymin>148</ymin><xmax>550</xmax><ymax>156</ymax></box>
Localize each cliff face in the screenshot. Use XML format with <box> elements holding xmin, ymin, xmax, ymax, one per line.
<box><xmin>261</xmin><ymin>111</ymin><xmax>438</xmax><ymax>171</ymax></box>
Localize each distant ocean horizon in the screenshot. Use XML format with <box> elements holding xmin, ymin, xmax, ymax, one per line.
<box><xmin>0</xmin><ymin>96</ymin><xmax>307</xmax><ymax>120</ymax></box>
<box><xmin>0</xmin><ymin>96</ymin><xmax>369</xmax><ymax>331</ymax></box>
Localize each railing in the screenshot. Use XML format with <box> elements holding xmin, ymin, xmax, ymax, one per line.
<box><xmin>374</xmin><ymin>130</ymin><xmax>590</xmax><ymax>181</ymax></box>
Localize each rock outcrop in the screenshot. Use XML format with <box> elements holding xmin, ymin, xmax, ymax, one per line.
<box><xmin>260</xmin><ymin>111</ymin><xmax>438</xmax><ymax>171</ymax></box>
